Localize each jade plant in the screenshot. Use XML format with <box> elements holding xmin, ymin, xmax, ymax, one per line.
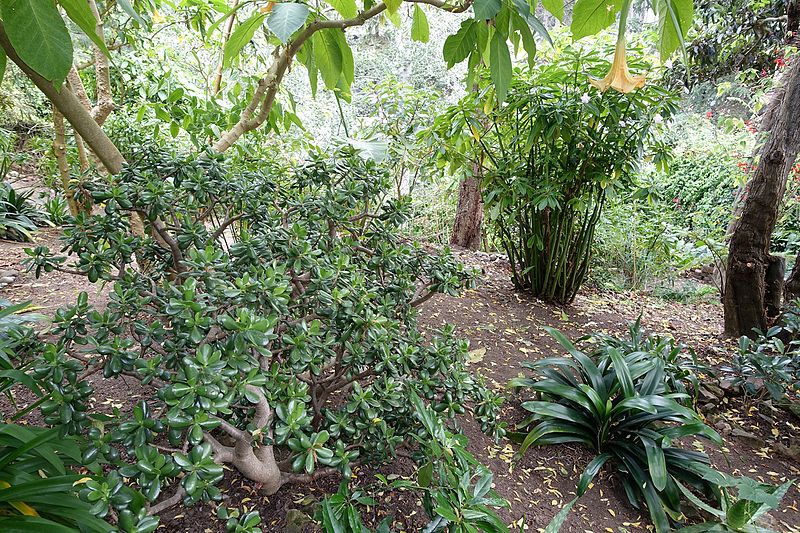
<box><xmin>19</xmin><ymin>147</ymin><xmax>504</xmax><ymax>523</ymax></box>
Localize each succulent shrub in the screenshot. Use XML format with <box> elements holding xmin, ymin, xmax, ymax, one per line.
<box><xmin>21</xmin><ymin>147</ymin><xmax>503</xmax><ymax>516</ymax></box>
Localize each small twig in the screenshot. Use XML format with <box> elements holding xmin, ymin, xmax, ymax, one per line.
<box><xmin>148</xmin><ymin>486</ymin><xmax>185</xmax><ymax>515</ymax></box>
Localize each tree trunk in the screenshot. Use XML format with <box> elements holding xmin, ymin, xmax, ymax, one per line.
<box><xmin>724</xmin><ymin>58</ymin><xmax>800</xmax><ymax>337</ymax></box>
<box><xmin>450</xmin><ymin>171</ymin><xmax>483</xmax><ymax>250</ymax></box>
<box><xmin>787</xmin><ymin>250</ymin><xmax>800</xmax><ymax>302</ymax></box>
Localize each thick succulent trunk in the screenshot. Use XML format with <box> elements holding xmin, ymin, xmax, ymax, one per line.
<box><xmin>450</xmin><ymin>173</ymin><xmax>483</xmax><ymax>250</ymax></box>
<box><xmin>203</xmin><ymin>386</ymin><xmax>283</xmax><ymax>494</ymax></box>
<box><xmin>724</xmin><ymin>59</ymin><xmax>800</xmax><ymax>337</ymax></box>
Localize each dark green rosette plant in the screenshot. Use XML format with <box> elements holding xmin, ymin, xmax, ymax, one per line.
<box><xmin>19</xmin><ymin>147</ymin><xmax>504</xmax><ymax>524</ymax></box>
<box><xmin>512</xmin><ymin>326</ymin><xmax>723</xmax><ymax>532</ymax></box>
<box><xmin>481</xmin><ymin>46</ymin><xmax>677</xmax><ymax>303</ymax></box>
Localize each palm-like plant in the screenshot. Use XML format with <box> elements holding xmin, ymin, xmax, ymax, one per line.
<box><xmin>512</xmin><ymin>327</ymin><xmax>723</xmax><ymax>532</ymax></box>
<box><xmin>0</xmin><ymin>424</ymin><xmax>114</xmax><ymax>532</ymax></box>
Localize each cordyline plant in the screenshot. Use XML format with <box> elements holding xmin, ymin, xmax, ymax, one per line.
<box><xmin>18</xmin><ymin>147</ymin><xmax>504</xmax><ymax>522</ymax></box>
<box><xmin>481</xmin><ymin>47</ymin><xmax>676</xmax><ymax>304</ymax></box>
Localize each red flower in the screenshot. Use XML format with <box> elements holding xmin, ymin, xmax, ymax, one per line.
<box><xmin>706</xmin><ymin>111</ymin><xmax>713</xmax><ymax>119</ymax></box>
<box><xmin>776</xmin><ymin>56</ymin><xmax>786</xmax><ymax>69</ymax></box>
<box><xmin>745</xmin><ymin>120</ymin><xmax>757</xmax><ymax>134</ymax></box>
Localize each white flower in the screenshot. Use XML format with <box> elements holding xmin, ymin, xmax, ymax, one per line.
<box><xmin>653</xmin><ymin>113</ymin><xmax>664</xmax><ymax>124</ymax></box>
<box><xmin>581</xmin><ymin>93</ymin><xmax>590</xmax><ymax>104</ymax></box>
<box><xmin>619</xmin><ymin>120</ymin><xmax>627</xmax><ymax>127</ymax></box>
<box><xmin>664</xmin><ymin>59</ymin><xmax>673</xmax><ymax>69</ymax></box>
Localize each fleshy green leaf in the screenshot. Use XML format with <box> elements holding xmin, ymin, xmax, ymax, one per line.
<box><xmin>0</xmin><ymin>0</ymin><xmax>73</xmax><ymax>85</ymax></box>
<box><xmin>266</xmin><ymin>3</ymin><xmax>309</xmax><ymax>44</ymax></box>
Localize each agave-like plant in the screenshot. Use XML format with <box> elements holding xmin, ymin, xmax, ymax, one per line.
<box><xmin>512</xmin><ymin>327</ymin><xmax>723</xmax><ymax>532</ymax></box>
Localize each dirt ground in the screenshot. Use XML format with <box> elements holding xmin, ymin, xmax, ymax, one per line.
<box><xmin>1</xmin><ymin>231</ymin><xmax>799</xmax><ymax>533</ymax></box>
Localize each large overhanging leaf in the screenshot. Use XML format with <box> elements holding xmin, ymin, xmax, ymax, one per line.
<box><xmin>652</xmin><ymin>0</ymin><xmax>693</xmax><ymax>60</ymax></box>
<box><xmin>312</xmin><ymin>28</ymin><xmax>343</xmax><ymax>90</ymax></box>
<box><xmin>489</xmin><ymin>30</ymin><xmax>512</xmax><ymax>101</ymax></box>
<box><xmin>0</xmin><ymin>48</ymin><xmax>6</xmax><ymax>85</ymax></box>
<box><xmin>570</xmin><ymin>0</ymin><xmax>623</xmax><ymax>40</ymax></box>
<box><xmin>473</xmin><ymin>0</ymin><xmax>501</xmax><ymax>20</ymax></box>
<box><xmin>411</xmin><ymin>4</ymin><xmax>429</xmax><ymax>43</ymax></box>
<box><xmin>57</xmin><ymin>0</ymin><xmax>111</xmax><ymax>57</ymax></box>
<box><xmin>0</xmin><ymin>0</ymin><xmax>73</xmax><ymax>86</ymax></box>
<box><xmin>442</xmin><ymin>19</ymin><xmax>477</xmax><ymax>68</ymax></box>
<box><xmin>541</xmin><ymin>0</ymin><xmax>564</xmax><ymax>21</ymax></box>
<box><xmin>267</xmin><ymin>3</ymin><xmax>309</xmax><ymax>44</ymax></box>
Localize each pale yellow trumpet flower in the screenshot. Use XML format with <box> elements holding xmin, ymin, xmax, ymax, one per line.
<box><xmin>589</xmin><ymin>36</ymin><xmax>645</xmax><ymax>93</ymax></box>
<box><xmin>589</xmin><ymin>0</ymin><xmax>645</xmax><ymax>94</ymax></box>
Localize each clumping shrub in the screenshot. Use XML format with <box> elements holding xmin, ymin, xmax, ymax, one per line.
<box><xmin>0</xmin><ymin>183</ymin><xmax>50</xmax><ymax>242</ymax></box>
<box><xmin>20</xmin><ymin>147</ymin><xmax>504</xmax><ymax>528</ymax></box>
<box><xmin>512</xmin><ymin>326</ymin><xmax>722</xmax><ymax>532</ymax></box>
<box><xmin>481</xmin><ymin>47</ymin><xmax>676</xmax><ymax>303</ymax></box>
<box><xmin>721</xmin><ymin>303</ymin><xmax>800</xmax><ymax>402</ymax></box>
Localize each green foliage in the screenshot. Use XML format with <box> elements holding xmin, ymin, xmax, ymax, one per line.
<box><xmin>217</xmin><ymin>506</ymin><xmax>263</xmax><ymax>533</ymax></box>
<box><xmin>590</xmin><ymin>194</ymin><xmax>692</xmax><ymax>291</ymax></box>
<box><xmin>0</xmin><ymin>182</ymin><xmax>48</xmax><ymax>242</ymax></box>
<box><xmin>589</xmin><ymin>318</ymin><xmax>711</xmax><ymax>403</ymax></box>
<box><xmin>721</xmin><ymin>318</ymin><xmax>800</xmax><ymax>402</ymax></box>
<box><xmin>0</xmin><ymin>424</ymin><xmax>122</xmax><ymax>533</ymax></box>
<box><xmin>323</xmin><ymin>393</ymin><xmax>511</xmax><ymax>532</ymax></box>
<box><xmin>570</xmin><ymin>0</ymin><xmax>693</xmax><ymax>59</ymax></box>
<box><xmin>355</xmin><ymin>78</ymin><xmax>443</xmax><ymax>199</ymax></box>
<box><xmin>657</xmin><ymin>151</ymin><xmax>740</xmax><ymax>233</ymax></box>
<box><xmin>676</xmin><ymin>469</ymin><xmax>794</xmax><ymax>533</ymax></box>
<box><xmin>481</xmin><ymin>47</ymin><xmax>676</xmax><ymax>303</ymax></box>
<box><xmin>672</xmin><ymin>0</ymin><xmax>790</xmax><ymax>85</ymax></box>
<box><xmin>512</xmin><ymin>326</ymin><xmax>722</xmax><ymax>532</ymax></box>
<box><xmin>0</xmin><ymin>0</ymin><xmax>73</xmax><ymax>85</ymax></box>
<box><xmin>317</xmin><ymin>480</ymin><xmax>395</xmax><ymax>532</ymax></box>
<box><xmin>21</xmin><ymin>148</ymin><xmax>502</xmax><ymax>518</ymax></box>
<box><xmin>43</xmin><ymin>193</ymin><xmax>69</xmax><ymax>226</ymax></box>
<box><xmin>0</xmin><ymin>299</ymin><xmax>44</xmax><ymax>403</ymax></box>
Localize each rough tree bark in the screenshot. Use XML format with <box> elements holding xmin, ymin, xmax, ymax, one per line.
<box><xmin>723</xmin><ymin>58</ymin><xmax>800</xmax><ymax>337</ymax></box>
<box><xmin>787</xmin><ymin>251</ymin><xmax>800</xmax><ymax>301</ymax></box>
<box><xmin>450</xmin><ymin>171</ymin><xmax>483</xmax><ymax>250</ymax></box>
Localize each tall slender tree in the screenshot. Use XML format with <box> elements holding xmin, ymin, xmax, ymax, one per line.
<box><xmin>724</xmin><ymin>57</ymin><xmax>800</xmax><ymax>336</ymax></box>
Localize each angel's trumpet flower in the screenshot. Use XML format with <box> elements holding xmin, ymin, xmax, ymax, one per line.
<box><xmin>589</xmin><ymin>0</ymin><xmax>645</xmax><ymax>94</ymax></box>
<box><xmin>589</xmin><ymin>36</ymin><xmax>645</xmax><ymax>93</ymax></box>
